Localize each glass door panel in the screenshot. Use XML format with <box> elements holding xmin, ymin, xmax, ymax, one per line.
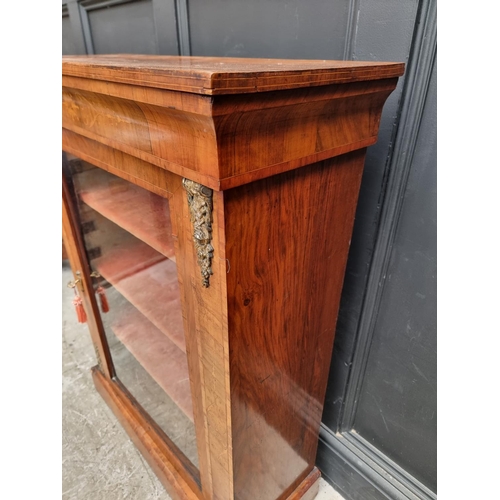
<box><xmin>63</xmin><ymin>153</ymin><xmax>198</xmax><ymax>468</ymax></box>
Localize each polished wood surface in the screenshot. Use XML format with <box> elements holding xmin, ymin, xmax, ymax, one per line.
<box><xmin>212</xmin><ymin>80</ymin><xmax>396</xmax><ymax>187</ymax></box>
<box><xmin>63</xmin><ymin>55</ymin><xmax>402</xmax><ymax>190</ymax></box>
<box><xmin>62</xmin><ymin>55</ymin><xmax>404</xmax><ymax>500</ymax></box>
<box><xmin>286</xmin><ymin>468</ymin><xmax>321</xmax><ymax>500</ymax></box>
<box><xmin>62</xmin><ymin>129</ymin><xmax>182</xmax><ymax>198</ymax></box>
<box><xmin>62</xmin><ymin>55</ymin><xmax>404</xmax><ymax>95</ymax></box>
<box><xmin>224</xmin><ymin>151</ymin><xmax>366</xmax><ymax>499</ymax></box>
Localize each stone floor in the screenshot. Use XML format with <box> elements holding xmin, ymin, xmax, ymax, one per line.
<box><xmin>62</xmin><ymin>263</ymin><xmax>345</xmax><ymax>499</ymax></box>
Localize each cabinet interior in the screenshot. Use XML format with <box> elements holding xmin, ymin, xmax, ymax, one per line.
<box><xmin>68</xmin><ymin>160</ymin><xmax>198</xmax><ymax>466</ymax></box>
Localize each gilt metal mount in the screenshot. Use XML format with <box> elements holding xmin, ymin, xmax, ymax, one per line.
<box><xmin>182</xmin><ymin>178</ymin><xmax>214</xmax><ymax>288</ymax></box>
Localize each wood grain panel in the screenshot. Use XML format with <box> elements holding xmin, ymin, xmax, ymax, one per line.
<box><xmin>137</xmin><ymin>102</ymin><xmax>218</xmax><ymax>173</ymax></box>
<box><xmin>62</xmin><ymin>76</ymin><xmax>398</xmax><ymax>191</ymax></box>
<box><xmin>62</xmin><ymin>75</ymin><xmax>213</xmax><ymax>114</ymax></box>
<box><xmin>62</xmin><ymin>55</ymin><xmax>404</xmax><ymax>94</ymax></box>
<box><xmin>62</xmin><ymin>129</ymin><xmax>182</xmax><ymax>197</ymax></box>
<box><xmin>61</xmin><ymin>56</ymin><xmax>402</xmax><ymax>191</ymax></box>
<box><xmin>63</xmin><ymin>87</ymin><xmax>153</xmax><ymax>152</ymax></box>
<box><xmin>223</xmin><ymin>151</ymin><xmax>367</xmax><ymax>500</ymax></box>
<box><xmin>63</xmin><ymin>87</ymin><xmax>219</xmax><ymax>181</ymax></box>
<box><xmin>214</xmin><ymin>79</ymin><xmax>396</xmax><ymax>179</ymax></box>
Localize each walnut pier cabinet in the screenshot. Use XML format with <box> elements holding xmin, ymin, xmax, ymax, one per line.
<box><xmin>62</xmin><ymin>55</ymin><xmax>404</xmax><ymax>500</ymax></box>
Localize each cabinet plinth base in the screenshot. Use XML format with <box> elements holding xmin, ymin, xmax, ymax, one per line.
<box><xmin>285</xmin><ymin>468</ymin><xmax>321</xmax><ymax>500</ymax></box>
<box><xmin>92</xmin><ymin>366</ymin><xmax>322</xmax><ymax>500</ymax></box>
<box><xmin>92</xmin><ymin>367</ymin><xmax>201</xmax><ymax>500</ymax></box>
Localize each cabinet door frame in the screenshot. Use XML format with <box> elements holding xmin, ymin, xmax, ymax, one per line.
<box><xmin>62</xmin><ymin>169</ymin><xmax>115</xmax><ymax>379</ymax></box>
<box><xmin>62</xmin><ymin>151</ymin><xmax>205</xmax><ymax>499</ymax></box>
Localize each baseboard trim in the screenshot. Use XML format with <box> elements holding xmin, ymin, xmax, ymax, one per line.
<box><xmin>317</xmin><ymin>427</ymin><xmax>436</xmax><ymax>500</ymax></box>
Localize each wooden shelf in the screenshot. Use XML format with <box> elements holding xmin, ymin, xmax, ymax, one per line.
<box><xmin>111</xmin><ymin>303</ymin><xmax>193</xmax><ymax>421</ymax></box>
<box><xmin>78</xmin><ymin>167</ymin><xmax>176</xmax><ymax>261</ymax></box>
<box><xmin>92</xmin><ymin>233</ymin><xmax>166</xmax><ymax>283</ymax></box>
<box><xmin>94</xmin><ymin>241</ymin><xmax>186</xmax><ymax>353</ymax></box>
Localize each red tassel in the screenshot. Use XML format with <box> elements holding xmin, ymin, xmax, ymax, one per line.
<box><xmin>73</xmin><ymin>294</ymin><xmax>87</xmax><ymax>323</ymax></box>
<box><xmin>97</xmin><ymin>286</ymin><xmax>110</xmax><ymax>313</ymax></box>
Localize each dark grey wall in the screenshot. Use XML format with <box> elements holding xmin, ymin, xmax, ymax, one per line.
<box><xmin>353</xmin><ymin>56</ymin><xmax>437</xmax><ymax>492</ymax></box>
<box><xmin>87</xmin><ymin>0</ymin><xmax>158</xmax><ymax>54</ymax></box>
<box><xmin>318</xmin><ymin>1</ymin><xmax>436</xmax><ymax>498</ymax></box>
<box><xmin>322</xmin><ymin>0</ymin><xmax>420</xmax><ymax>432</ymax></box>
<box><xmin>62</xmin><ymin>0</ymin><xmax>179</xmax><ymax>55</ymax></box>
<box><xmin>62</xmin><ymin>2</ymin><xmax>437</xmax><ymax>498</ymax></box>
<box><xmin>187</xmin><ymin>0</ymin><xmax>349</xmax><ymax>59</ymax></box>
<box><xmin>62</xmin><ymin>7</ymin><xmax>80</xmax><ymax>55</ymax></box>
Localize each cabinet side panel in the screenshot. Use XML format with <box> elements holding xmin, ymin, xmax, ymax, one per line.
<box><xmin>224</xmin><ymin>151</ymin><xmax>366</xmax><ymax>500</ymax></box>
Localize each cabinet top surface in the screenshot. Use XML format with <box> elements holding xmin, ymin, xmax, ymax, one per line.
<box><xmin>62</xmin><ymin>54</ymin><xmax>404</xmax><ymax>95</ymax></box>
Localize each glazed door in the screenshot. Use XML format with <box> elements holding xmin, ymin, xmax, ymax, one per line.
<box><xmin>62</xmin><ymin>152</ymin><xmax>200</xmax><ymax>472</ymax></box>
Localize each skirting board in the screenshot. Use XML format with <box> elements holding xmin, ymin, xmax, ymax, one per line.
<box><xmin>316</xmin><ymin>427</ymin><xmax>436</xmax><ymax>500</ymax></box>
